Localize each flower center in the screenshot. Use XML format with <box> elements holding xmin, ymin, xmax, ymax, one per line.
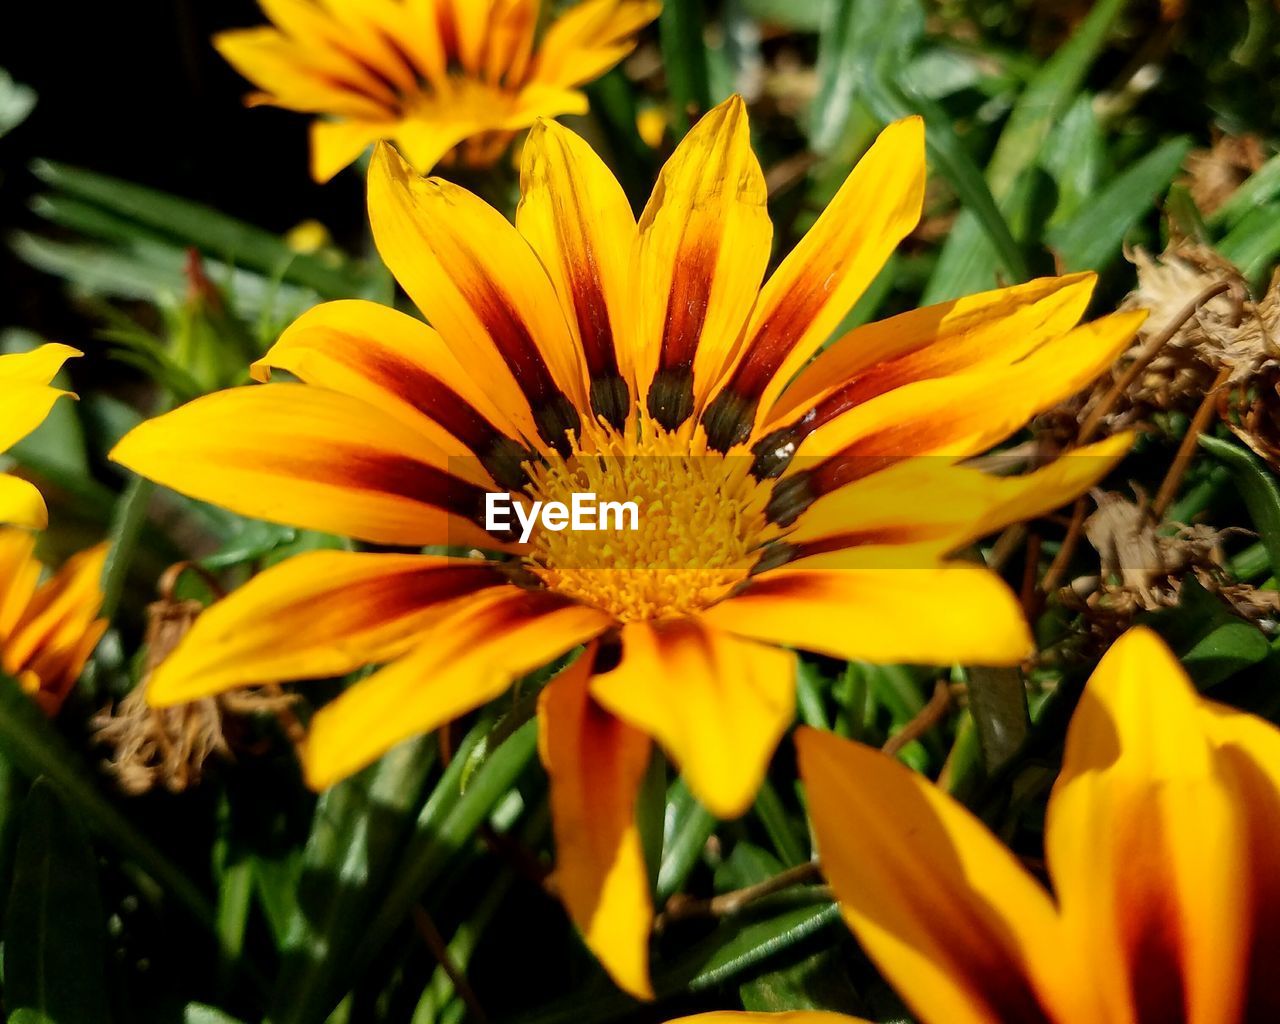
<box><xmin>522</xmin><ymin>422</ymin><xmax>773</xmax><ymax>622</ymax></box>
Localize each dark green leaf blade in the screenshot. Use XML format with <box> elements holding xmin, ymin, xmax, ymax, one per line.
<box><xmin>5</xmin><ymin>779</ymin><xmax>111</xmax><ymax>1024</ymax></box>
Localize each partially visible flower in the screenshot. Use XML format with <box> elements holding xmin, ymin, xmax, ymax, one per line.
<box><xmin>0</xmin><ymin>530</ymin><xmax>107</xmax><ymax>715</ymax></box>
<box><xmin>0</xmin><ymin>344</ymin><xmax>79</xmax><ymax>529</ymax></box>
<box><xmin>215</xmin><ymin>0</ymin><xmax>661</xmax><ymax>182</ymax></box>
<box><xmin>667</xmin><ymin>626</ymin><xmax>1280</xmax><ymax>1024</ymax></box>
<box><xmin>112</xmin><ymin>97</ymin><xmax>1140</xmax><ymax>997</ymax></box>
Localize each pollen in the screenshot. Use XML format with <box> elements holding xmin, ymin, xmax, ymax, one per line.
<box><xmin>523</xmin><ymin>421</ymin><xmax>774</xmax><ymax>622</ymax></box>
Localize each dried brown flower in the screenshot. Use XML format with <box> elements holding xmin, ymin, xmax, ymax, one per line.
<box><xmin>92</xmin><ymin>565</ymin><xmax>296</xmax><ymax>795</ymax></box>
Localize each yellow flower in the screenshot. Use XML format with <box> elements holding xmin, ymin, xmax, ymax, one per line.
<box><xmin>111</xmin><ymin>96</ymin><xmax>1140</xmax><ymax>998</ymax></box>
<box><xmin>0</xmin><ymin>530</ymin><xmax>108</xmax><ymax>715</ymax></box>
<box><xmin>215</xmin><ymin>0</ymin><xmax>662</xmax><ymax>182</ymax></box>
<box><xmin>666</xmin><ymin>626</ymin><xmax>1280</xmax><ymax>1024</ymax></box>
<box><xmin>0</xmin><ymin>344</ymin><xmax>79</xmax><ymax>529</ymax></box>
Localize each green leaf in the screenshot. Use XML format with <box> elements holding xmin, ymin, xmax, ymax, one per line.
<box><xmin>338</xmin><ymin>717</ymin><xmax>540</xmax><ymax>1021</ymax></box>
<box><xmin>1143</xmin><ymin>575</ymin><xmax>1270</xmax><ymax>688</ymax></box>
<box><xmin>809</xmin><ymin>0</ymin><xmax>923</xmax><ymax>155</ymax></box>
<box><xmin>1206</xmin><ymin>152</ymin><xmax>1280</xmax><ymax>231</ymax></box>
<box><xmin>963</xmin><ymin>666</ymin><xmax>1030</xmax><ymax>773</ymax></box>
<box><xmin>656</xmin><ymin>778</ymin><xmax>716</xmax><ymax>902</ymax></box>
<box><xmin>1217</xmin><ymin>201</ymin><xmax>1280</xmax><ymax>284</ymax></box>
<box><xmin>1047</xmin><ymin>136</ymin><xmax>1192</xmax><ymax>271</ymax></box>
<box><xmin>1200</xmin><ymin>434</ymin><xmax>1280</xmax><ymax>581</ymax></box>
<box><xmin>184</xmin><ymin>1006</ymin><xmax>249</xmax><ymax>1024</ymax></box>
<box><xmin>4</xmin><ymin>780</ymin><xmax>110</xmax><ymax>1024</ymax></box>
<box><xmin>267</xmin><ymin>736</ymin><xmax>437</xmax><ymax>1024</ymax></box>
<box><xmin>1040</xmin><ymin>95</ymin><xmax>1107</xmax><ymax>226</ymax></box>
<box><xmin>0</xmin><ymin>676</ymin><xmax>214</xmax><ymax>929</ymax></box>
<box><xmin>0</xmin><ymin>67</ymin><xmax>36</xmax><ymax>138</ymax></box>
<box><xmin>924</xmin><ymin>0</ymin><xmax>1128</xmax><ymax>301</ymax></box>
<box><xmin>659</xmin><ymin>0</ymin><xmax>712</xmax><ymax>133</ymax></box>
<box><xmin>30</xmin><ymin>161</ymin><xmax>367</xmax><ymax>299</ymax></box>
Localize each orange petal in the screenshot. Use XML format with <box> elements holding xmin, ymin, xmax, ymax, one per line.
<box><xmin>764</xmin><ymin>273</ymin><xmax>1095</xmax><ymax>432</ymax></box>
<box><xmin>252</xmin><ymin>299</ymin><xmax>531</xmax><ymax>483</ymax></box>
<box><xmin>782</xmin><ymin>433</ymin><xmax>1133</xmax><ymax>569</ymax></box>
<box><xmin>704</xmin><ymin>116</ymin><xmax>925</xmax><ymax>450</ymax></box>
<box><xmin>146</xmin><ymin>551</ymin><xmax>510</xmax><ymax>705</ymax></box>
<box><xmin>533</xmin><ymin>0</ymin><xmax>662</xmax><ymax>89</ymax></box>
<box><xmin>367</xmin><ymin>142</ymin><xmax>588</xmax><ymax>452</ymax></box>
<box><xmin>540</xmin><ymin>647</ymin><xmax>654</xmax><ymax>999</ymax></box>
<box><xmin>517</xmin><ymin>119</ymin><xmax>637</xmax><ymax>429</ymax></box>
<box><xmin>3</xmin><ymin>541</ymin><xmax>107</xmax><ymax>711</ymax></box>
<box><xmin>590</xmin><ymin>619</ymin><xmax>793</xmax><ymax>819</ymax></box>
<box><xmin>1046</xmin><ymin>626</ymin><xmax>1253</xmax><ymax>1024</ymax></box>
<box><xmin>633</xmin><ymin>96</ymin><xmax>771</xmax><ymax>430</ymax></box>
<box><xmin>1200</xmin><ymin>700</ymin><xmax>1280</xmax><ymax>1019</ymax></box>
<box><xmin>797</xmin><ymin>727</ymin><xmax>1070</xmax><ymax>1024</ymax></box>
<box><xmin>302</xmin><ymin>588</ymin><xmax>612</xmax><ymax>787</ymax></box>
<box><xmin>110</xmin><ymin>383</ymin><xmax>502</xmax><ymax>549</ymax></box>
<box><xmin>310</xmin><ymin>119</ymin><xmax>391</xmax><ymax>183</ymax></box>
<box><xmin>704</xmin><ymin>565</ymin><xmax>1031</xmax><ymax>667</ymax></box>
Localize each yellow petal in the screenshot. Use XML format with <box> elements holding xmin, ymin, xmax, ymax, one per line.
<box><xmin>367</xmin><ymin>142</ymin><xmax>589</xmax><ymax>451</ymax></box>
<box><xmin>704</xmin><ymin>117</ymin><xmax>925</xmax><ymax>449</ymax></box>
<box><xmin>310</xmin><ymin>119</ymin><xmax>390</xmax><ymax>183</ymax></box>
<box><xmin>517</xmin><ymin>119</ymin><xmax>637</xmax><ymax>429</ymax></box>
<box><xmin>147</xmin><ymin>552</ymin><xmax>511</xmax><ymax>705</ymax></box>
<box><xmin>0</xmin><ymin>529</ymin><xmax>41</xmax><ymax>639</ymax></box>
<box><xmin>765</xmin><ymin>273</ymin><xmax>1095</xmax><ymax>432</ymax></box>
<box><xmin>792</xmin><ymin>310</ymin><xmax>1146</xmax><ymax>466</ymax></box>
<box><xmin>252</xmin><ymin>298</ymin><xmax>530</xmax><ymax>472</ymax></box>
<box><xmin>1199</xmin><ymin>701</ymin><xmax>1280</xmax><ymax>1018</ymax></box>
<box><xmin>704</xmin><ymin>565</ymin><xmax>1031</xmax><ymax>667</ymax></box>
<box><xmin>0</xmin><ymin>343</ymin><xmax>80</xmax><ymax>387</ymax></box>
<box><xmin>798</xmin><ymin>727</ymin><xmax>1070</xmax><ymax>1024</ymax></box>
<box><xmin>0</xmin><ymin>384</ymin><xmax>72</xmax><ymax>452</ymax></box>
<box><xmin>539</xmin><ymin>647</ymin><xmax>654</xmax><ymax>1000</ymax></box>
<box><xmin>6</xmin><ymin>542</ymin><xmax>107</xmax><ymax>712</ymax></box>
<box><xmin>533</xmin><ymin>0</ymin><xmax>662</xmax><ymax>89</ymax></box>
<box><xmin>589</xmin><ymin>619</ymin><xmax>794</xmax><ymax>819</ymax></box>
<box><xmin>0</xmin><ymin>476</ymin><xmax>48</xmax><ymax>530</ymax></box>
<box><xmin>784</xmin><ymin>433</ymin><xmax>1133</xmax><ymax>568</ymax></box>
<box><xmin>633</xmin><ymin>96</ymin><xmax>771</xmax><ymax>429</ymax></box>
<box><xmin>1046</xmin><ymin>626</ymin><xmax>1250</xmax><ymax>1024</ymax></box>
<box><xmin>109</xmin><ymin>383</ymin><xmax>501</xmax><ymax>549</ymax></box>
<box><xmin>213</xmin><ymin>27</ymin><xmax>392</xmax><ymax>118</ymax></box>
<box><xmin>302</xmin><ymin>589</ymin><xmax>612</xmax><ymax>788</ymax></box>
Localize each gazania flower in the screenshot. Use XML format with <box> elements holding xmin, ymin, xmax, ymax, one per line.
<box><xmin>111</xmin><ymin>96</ymin><xmax>1141</xmax><ymax>997</ymax></box>
<box><xmin>667</xmin><ymin>626</ymin><xmax>1280</xmax><ymax>1024</ymax></box>
<box><xmin>0</xmin><ymin>344</ymin><xmax>79</xmax><ymax>529</ymax></box>
<box><xmin>0</xmin><ymin>530</ymin><xmax>108</xmax><ymax>715</ymax></box>
<box><xmin>215</xmin><ymin>0</ymin><xmax>661</xmax><ymax>182</ymax></box>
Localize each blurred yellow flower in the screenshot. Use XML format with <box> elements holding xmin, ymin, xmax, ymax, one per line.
<box><xmin>0</xmin><ymin>530</ymin><xmax>108</xmax><ymax>715</ymax></box>
<box><xmin>215</xmin><ymin>0</ymin><xmax>661</xmax><ymax>182</ymax></box>
<box><xmin>665</xmin><ymin>626</ymin><xmax>1280</xmax><ymax>1024</ymax></box>
<box><xmin>112</xmin><ymin>96</ymin><xmax>1140</xmax><ymax>997</ymax></box>
<box><xmin>0</xmin><ymin>344</ymin><xmax>79</xmax><ymax>529</ymax></box>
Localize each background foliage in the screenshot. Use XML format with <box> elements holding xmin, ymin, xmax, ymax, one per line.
<box><xmin>3</xmin><ymin>1</ymin><xmax>1280</xmax><ymax>1022</ymax></box>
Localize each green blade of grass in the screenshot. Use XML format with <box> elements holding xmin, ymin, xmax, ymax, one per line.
<box><xmin>659</xmin><ymin>0</ymin><xmax>712</xmax><ymax>134</ymax></box>
<box><xmin>924</xmin><ymin>0</ymin><xmax>1129</xmax><ymax>302</ymax></box>
<box><xmin>4</xmin><ymin>780</ymin><xmax>111</xmax><ymax>1024</ymax></box>
<box><xmin>1047</xmin><ymin>135</ymin><xmax>1192</xmax><ymax>271</ymax></box>
<box><xmin>0</xmin><ymin>675</ymin><xmax>214</xmax><ymax>929</ymax></box>
<box><xmin>31</xmin><ymin>160</ymin><xmax>367</xmax><ymax>298</ymax></box>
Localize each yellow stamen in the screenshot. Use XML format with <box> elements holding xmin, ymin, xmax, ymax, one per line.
<box><xmin>524</xmin><ymin>420</ymin><xmax>771</xmax><ymax>622</ymax></box>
